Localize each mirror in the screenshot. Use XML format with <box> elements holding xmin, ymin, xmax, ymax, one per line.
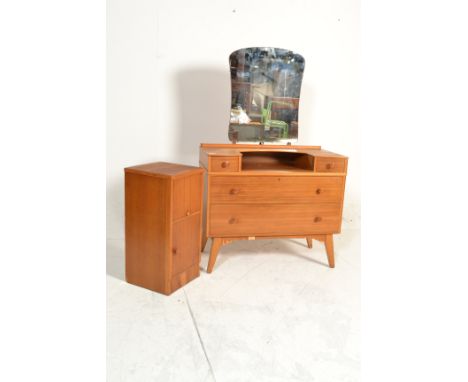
<box><xmin>228</xmin><ymin>47</ymin><xmax>305</xmax><ymax>144</ymax></box>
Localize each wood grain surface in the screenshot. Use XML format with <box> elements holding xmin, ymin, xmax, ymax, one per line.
<box><xmin>199</xmin><ymin>144</ymin><xmax>348</xmax><ymax>273</ymax></box>
<box><xmin>125</xmin><ymin>162</ymin><xmax>203</xmax><ymax>295</ymax></box>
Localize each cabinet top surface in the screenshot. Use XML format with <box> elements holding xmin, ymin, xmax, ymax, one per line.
<box><xmin>125</xmin><ymin>162</ymin><xmax>203</xmax><ymax>178</ymax></box>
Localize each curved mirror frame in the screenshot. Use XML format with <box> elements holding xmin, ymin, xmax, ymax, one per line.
<box><xmin>228</xmin><ymin>47</ymin><xmax>305</xmax><ymax>144</ymax></box>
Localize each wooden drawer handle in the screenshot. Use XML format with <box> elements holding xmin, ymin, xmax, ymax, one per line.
<box><xmin>229</xmin><ymin>188</ymin><xmax>240</xmax><ymax>195</ymax></box>
<box><xmin>325</xmin><ymin>163</ymin><xmax>333</xmax><ymax>170</ymax></box>
<box><xmin>314</xmin><ymin>216</ymin><xmax>322</xmax><ymax>223</ymax></box>
<box><xmin>228</xmin><ymin>217</ymin><xmax>237</xmax><ymax>224</ymax></box>
<box><xmin>315</xmin><ymin>188</ymin><xmax>321</xmax><ymax>195</ymax></box>
<box><xmin>221</xmin><ymin>161</ymin><xmax>230</xmax><ymax>168</ymax></box>
<box><xmin>172</xmin><ymin>248</ymin><xmax>177</xmax><ymax>255</ymax></box>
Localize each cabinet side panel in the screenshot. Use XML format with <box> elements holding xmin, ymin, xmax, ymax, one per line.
<box><xmin>337</xmin><ymin>175</ymin><xmax>347</xmax><ymax>233</ymax></box>
<box><xmin>204</xmin><ymin>172</ymin><xmax>210</xmax><ymax>237</ymax></box>
<box><xmin>125</xmin><ymin>173</ymin><xmax>170</xmax><ymax>293</ymax></box>
<box><xmin>199</xmin><ymin>172</ymin><xmax>204</xmax><ymax>263</ymax></box>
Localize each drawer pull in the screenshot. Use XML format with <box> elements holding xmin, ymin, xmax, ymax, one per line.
<box><xmin>172</xmin><ymin>248</ymin><xmax>177</xmax><ymax>255</ymax></box>
<box><xmin>229</xmin><ymin>188</ymin><xmax>240</xmax><ymax>195</ymax></box>
<box><xmin>228</xmin><ymin>217</ymin><xmax>237</xmax><ymax>224</ymax></box>
<box><xmin>221</xmin><ymin>161</ymin><xmax>230</xmax><ymax>168</ymax></box>
<box><xmin>325</xmin><ymin>163</ymin><xmax>333</xmax><ymax>170</ymax></box>
<box><xmin>315</xmin><ymin>188</ymin><xmax>321</xmax><ymax>195</ymax></box>
<box><xmin>314</xmin><ymin>216</ymin><xmax>322</xmax><ymax>223</ymax></box>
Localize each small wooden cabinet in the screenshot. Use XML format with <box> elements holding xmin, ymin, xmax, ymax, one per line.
<box><xmin>124</xmin><ymin>162</ymin><xmax>203</xmax><ymax>295</ymax></box>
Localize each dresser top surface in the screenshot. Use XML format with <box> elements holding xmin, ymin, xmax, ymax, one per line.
<box><xmin>125</xmin><ymin>162</ymin><xmax>203</xmax><ymax>178</ymax></box>
<box><xmin>199</xmin><ymin>143</ymin><xmax>347</xmax><ymax>158</ymax></box>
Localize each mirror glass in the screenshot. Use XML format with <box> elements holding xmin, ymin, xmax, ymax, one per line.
<box><xmin>228</xmin><ymin>47</ymin><xmax>305</xmax><ymax>144</ymax></box>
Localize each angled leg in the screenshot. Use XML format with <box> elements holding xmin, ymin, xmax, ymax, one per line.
<box><xmin>207</xmin><ymin>238</ymin><xmax>223</xmax><ymax>273</ymax></box>
<box><xmin>324</xmin><ymin>234</ymin><xmax>335</xmax><ymax>268</ymax></box>
<box><xmin>306</xmin><ymin>237</ymin><xmax>313</xmax><ymax>249</ymax></box>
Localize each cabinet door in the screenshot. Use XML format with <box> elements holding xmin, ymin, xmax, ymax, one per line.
<box><xmin>188</xmin><ymin>173</ymin><xmax>202</xmax><ymax>213</ymax></box>
<box><xmin>172</xmin><ymin>214</ymin><xmax>200</xmax><ymax>275</ymax></box>
<box><xmin>173</xmin><ymin>173</ymin><xmax>202</xmax><ymax>221</ymax></box>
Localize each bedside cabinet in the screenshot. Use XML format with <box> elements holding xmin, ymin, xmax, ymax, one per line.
<box><xmin>124</xmin><ymin>162</ymin><xmax>203</xmax><ymax>295</ymax></box>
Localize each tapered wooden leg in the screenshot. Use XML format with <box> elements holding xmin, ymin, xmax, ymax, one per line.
<box><xmin>207</xmin><ymin>238</ymin><xmax>223</xmax><ymax>273</ymax></box>
<box><xmin>324</xmin><ymin>234</ymin><xmax>335</xmax><ymax>268</ymax></box>
<box><xmin>306</xmin><ymin>237</ymin><xmax>313</xmax><ymax>248</ymax></box>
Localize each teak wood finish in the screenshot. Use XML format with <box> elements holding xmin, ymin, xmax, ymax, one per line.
<box><xmin>125</xmin><ymin>162</ymin><xmax>203</xmax><ymax>295</ymax></box>
<box><xmin>199</xmin><ymin>144</ymin><xmax>348</xmax><ymax>273</ymax></box>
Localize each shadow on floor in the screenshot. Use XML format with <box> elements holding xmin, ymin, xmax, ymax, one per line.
<box><xmin>202</xmin><ymin>237</ymin><xmax>330</xmax><ymax>272</ymax></box>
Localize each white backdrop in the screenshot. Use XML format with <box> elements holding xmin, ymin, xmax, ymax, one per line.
<box><xmin>107</xmin><ymin>0</ymin><xmax>360</xmax><ymax>239</ymax></box>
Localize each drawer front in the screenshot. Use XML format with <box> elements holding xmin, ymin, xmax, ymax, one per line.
<box><xmin>210</xmin><ymin>176</ymin><xmax>344</xmax><ymax>204</ymax></box>
<box><xmin>315</xmin><ymin>157</ymin><xmax>346</xmax><ymax>173</ymax></box>
<box><xmin>210</xmin><ymin>156</ymin><xmax>240</xmax><ymax>172</ymax></box>
<box><xmin>209</xmin><ymin>203</ymin><xmax>342</xmax><ymax>236</ymax></box>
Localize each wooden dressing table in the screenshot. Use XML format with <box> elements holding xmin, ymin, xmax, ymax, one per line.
<box><xmin>199</xmin><ymin>143</ymin><xmax>347</xmax><ymax>272</ymax></box>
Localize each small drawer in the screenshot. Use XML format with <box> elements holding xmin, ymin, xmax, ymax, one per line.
<box><xmin>315</xmin><ymin>157</ymin><xmax>347</xmax><ymax>173</ymax></box>
<box><xmin>210</xmin><ymin>156</ymin><xmax>240</xmax><ymax>172</ymax></box>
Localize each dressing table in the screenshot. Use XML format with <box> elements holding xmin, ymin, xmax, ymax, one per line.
<box><xmin>199</xmin><ymin>143</ymin><xmax>347</xmax><ymax>272</ymax></box>
<box><xmin>199</xmin><ymin>47</ymin><xmax>348</xmax><ymax>273</ymax></box>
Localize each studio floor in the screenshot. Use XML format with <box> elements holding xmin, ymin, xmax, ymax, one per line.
<box><xmin>107</xmin><ymin>228</ymin><xmax>360</xmax><ymax>382</ymax></box>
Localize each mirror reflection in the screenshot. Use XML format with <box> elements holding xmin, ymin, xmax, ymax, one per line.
<box><xmin>228</xmin><ymin>47</ymin><xmax>305</xmax><ymax>144</ymax></box>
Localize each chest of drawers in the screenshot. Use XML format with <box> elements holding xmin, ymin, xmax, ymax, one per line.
<box><xmin>199</xmin><ymin>144</ymin><xmax>348</xmax><ymax>272</ymax></box>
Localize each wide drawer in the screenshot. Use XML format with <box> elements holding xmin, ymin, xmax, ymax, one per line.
<box><xmin>209</xmin><ymin>203</ymin><xmax>342</xmax><ymax>236</ymax></box>
<box><xmin>210</xmin><ymin>176</ymin><xmax>344</xmax><ymax>204</ymax></box>
<box><xmin>210</xmin><ymin>156</ymin><xmax>240</xmax><ymax>172</ymax></box>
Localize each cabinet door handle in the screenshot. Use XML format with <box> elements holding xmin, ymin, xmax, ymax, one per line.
<box><xmin>325</xmin><ymin>163</ymin><xmax>333</xmax><ymax>170</ymax></box>
<box><xmin>229</xmin><ymin>188</ymin><xmax>240</xmax><ymax>195</ymax></box>
<box><xmin>172</xmin><ymin>248</ymin><xmax>177</xmax><ymax>255</ymax></box>
<box><xmin>315</xmin><ymin>188</ymin><xmax>321</xmax><ymax>195</ymax></box>
<box><xmin>314</xmin><ymin>216</ymin><xmax>322</xmax><ymax>223</ymax></box>
<box><xmin>221</xmin><ymin>161</ymin><xmax>230</xmax><ymax>168</ymax></box>
<box><xmin>228</xmin><ymin>217</ymin><xmax>237</xmax><ymax>224</ymax></box>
